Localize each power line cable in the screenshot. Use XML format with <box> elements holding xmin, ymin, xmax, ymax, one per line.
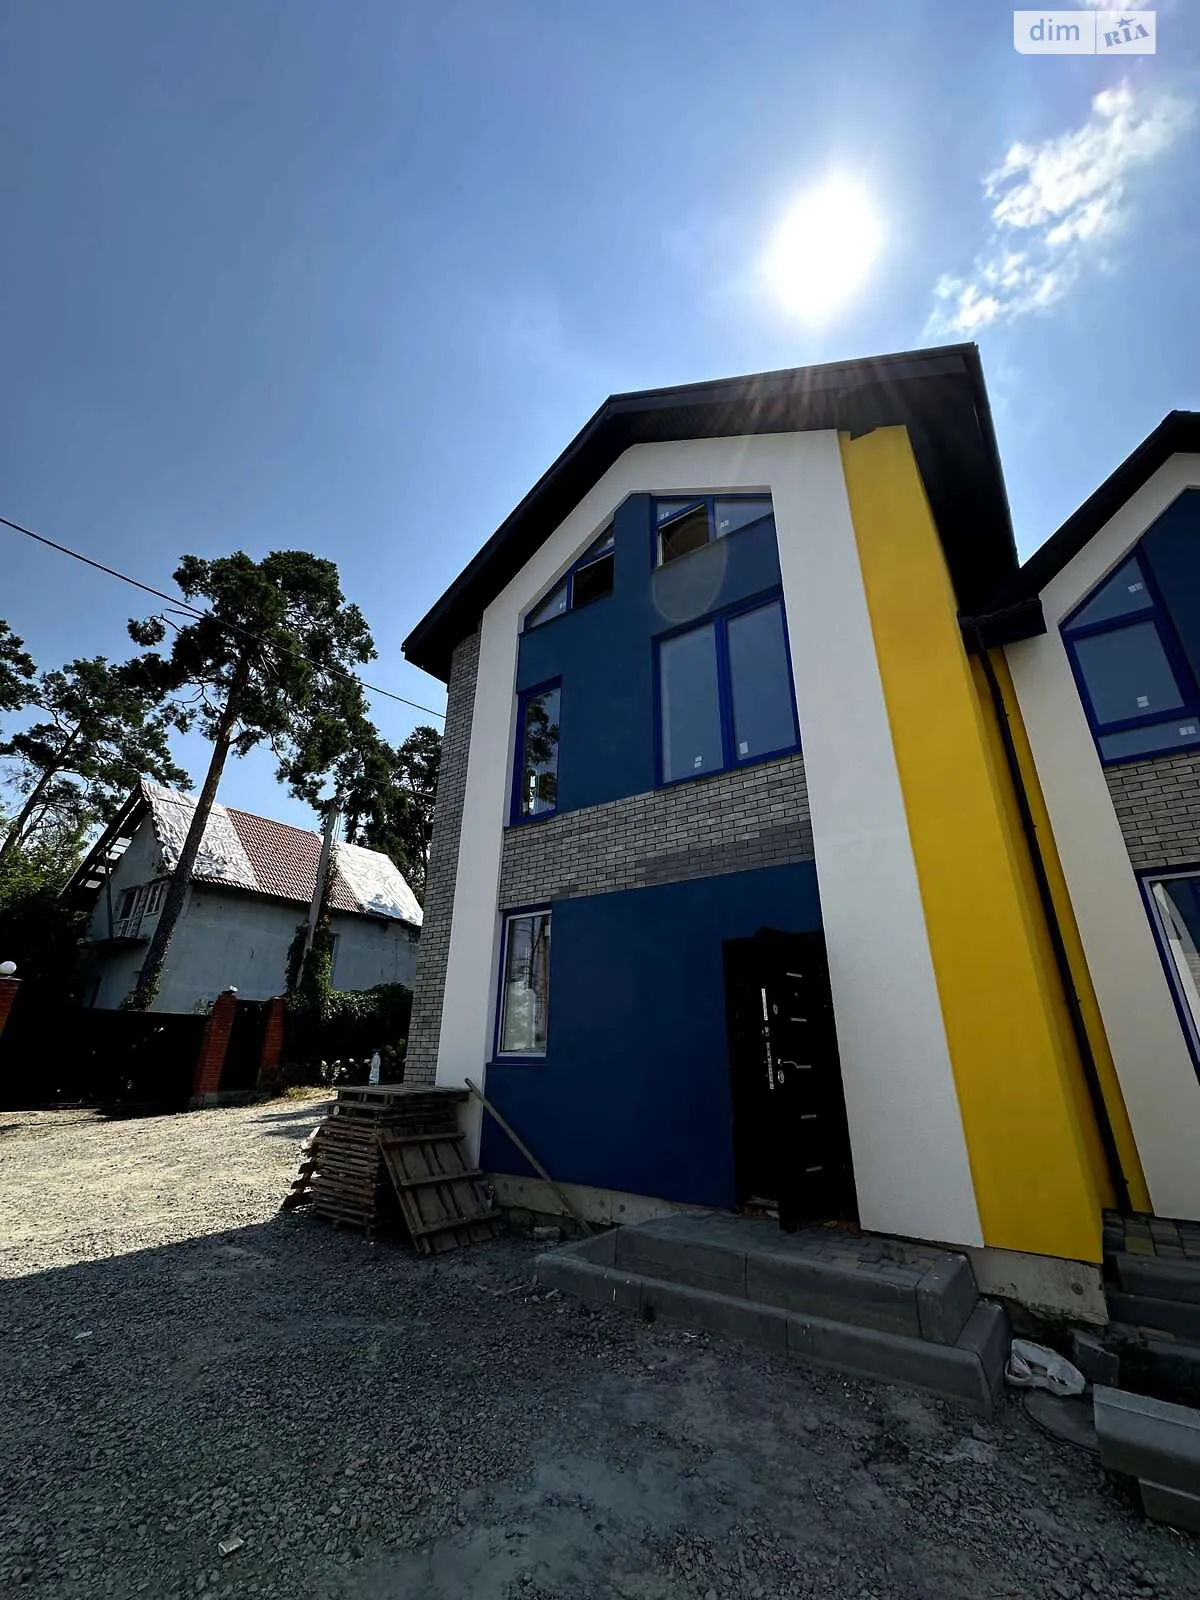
<box><xmin>0</xmin><ymin>512</ymin><xmax>445</xmax><ymax>720</ymax></box>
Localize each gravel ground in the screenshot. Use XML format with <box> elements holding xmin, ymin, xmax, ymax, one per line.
<box><xmin>2</xmin><ymin>1100</ymin><xmax>1199</xmax><ymax>1600</ymax></box>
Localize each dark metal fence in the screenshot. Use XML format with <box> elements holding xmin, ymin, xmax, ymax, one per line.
<box><xmin>0</xmin><ymin>988</ymin><xmax>205</xmax><ymax>1112</ymax></box>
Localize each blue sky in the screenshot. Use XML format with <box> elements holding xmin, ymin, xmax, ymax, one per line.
<box><xmin>1</xmin><ymin>1</ymin><xmax>1197</xmax><ymax>829</ymax></box>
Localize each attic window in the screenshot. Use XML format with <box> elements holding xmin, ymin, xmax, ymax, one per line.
<box><xmin>524</xmin><ymin>526</ymin><xmax>615</xmax><ymax>631</ymax></box>
<box><xmin>655</xmin><ymin>495</ymin><xmax>774</xmax><ymax>567</ymax></box>
<box><xmin>658</xmin><ymin>504</ymin><xmax>710</xmax><ymax>565</ymax></box>
<box><xmin>571</xmin><ymin>552</ymin><xmax>614</xmax><ymax>608</ymax></box>
<box><xmin>1062</xmin><ymin>549</ymin><xmax>1200</xmax><ymax>764</ymax></box>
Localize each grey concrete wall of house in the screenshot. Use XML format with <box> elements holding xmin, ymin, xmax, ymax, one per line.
<box><xmin>403</xmin><ymin>630</ymin><xmax>481</xmax><ymax>1086</ymax></box>
<box><xmin>498</xmin><ymin>752</ymin><xmax>813</xmax><ymax>909</ymax></box>
<box><xmin>1105</xmin><ymin>753</ymin><xmax>1200</xmax><ymax>872</ymax></box>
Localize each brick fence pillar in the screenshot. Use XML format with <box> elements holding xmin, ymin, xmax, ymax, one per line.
<box><xmin>0</xmin><ymin>977</ymin><xmax>20</xmax><ymax>1039</ymax></box>
<box><xmin>192</xmin><ymin>989</ymin><xmax>238</xmax><ymax>1105</ymax></box>
<box><xmin>258</xmin><ymin>996</ymin><xmax>286</xmax><ymax>1090</ymax></box>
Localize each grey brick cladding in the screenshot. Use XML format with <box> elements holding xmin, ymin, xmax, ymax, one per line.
<box><xmin>403</xmin><ymin>630</ymin><xmax>480</xmax><ymax>1086</ymax></box>
<box><xmin>1105</xmin><ymin>752</ymin><xmax>1200</xmax><ymax>872</ymax></box>
<box><xmin>498</xmin><ymin>752</ymin><xmax>814</xmax><ymax>910</ymax></box>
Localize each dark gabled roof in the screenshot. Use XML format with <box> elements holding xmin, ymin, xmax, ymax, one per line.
<box><xmin>402</xmin><ymin>343</ymin><xmax>1017</xmax><ymax>681</ymax></box>
<box><xmin>992</xmin><ymin>412</ymin><xmax>1200</xmax><ymax>623</ymax></box>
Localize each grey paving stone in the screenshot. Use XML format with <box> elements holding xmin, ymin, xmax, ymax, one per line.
<box><xmin>1115</xmin><ymin>1253</ymin><xmax>1200</xmax><ymax>1306</ymax></box>
<box><xmin>955</xmin><ymin>1302</ymin><xmax>1010</xmax><ymax>1403</ymax></box>
<box><xmin>745</xmin><ymin>1248</ymin><xmax>920</xmax><ymax>1335</ymax></box>
<box><xmin>568</xmin><ymin>1230</ymin><xmax>617</xmax><ymax>1267</ymax></box>
<box><xmin>642</xmin><ymin>1280</ymin><xmax>788</xmax><ymax>1351</ymax></box>
<box><xmin>1071</xmin><ymin>1329</ymin><xmax>1121</xmax><ymax>1388</ymax></box>
<box><xmin>1108</xmin><ymin>1289</ymin><xmax>1200</xmax><ymax>1341</ymax></box>
<box><xmin>1094</xmin><ymin>1385</ymin><xmax>1200</xmax><ymax>1496</ymax></box>
<box><xmin>536</xmin><ymin>1253</ymin><xmax>643</xmax><ymax>1313</ymax></box>
<box><xmin>1140</xmin><ymin>1478</ymin><xmax>1200</xmax><ymax>1535</ymax></box>
<box><xmin>784</xmin><ymin>1309</ymin><xmax>996</xmax><ymax>1415</ymax></box>
<box><xmin>615</xmin><ymin>1227</ymin><xmax>747</xmax><ymax>1297</ymax></box>
<box><xmin>915</xmin><ymin>1254</ymin><xmax>978</xmax><ymax>1346</ymax></box>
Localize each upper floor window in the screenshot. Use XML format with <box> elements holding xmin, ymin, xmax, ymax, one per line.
<box><xmin>1062</xmin><ymin>553</ymin><xmax>1200</xmax><ymax>763</ymax></box>
<box><xmin>116</xmin><ymin>879</ymin><xmax>166</xmax><ymax>926</ymax></box>
<box><xmin>657</xmin><ymin>596</ymin><xmax>798</xmax><ymax>783</ymax></box>
<box><xmin>513</xmin><ymin>682</ymin><xmax>560</xmax><ymax>821</ymax></box>
<box><xmin>655</xmin><ymin>495</ymin><xmax>774</xmax><ymax>568</ymax></box>
<box><xmin>524</xmin><ymin>527</ymin><xmax>614</xmax><ymax>631</ymax></box>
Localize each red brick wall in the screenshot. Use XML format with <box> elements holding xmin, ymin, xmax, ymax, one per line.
<box><xmin>192</xmin><ymin>989</ymin><xmax>238</xmax><ymax>1102</ymax></box>
<box><xmin>0</xmin><ymin>978</ymin><xmax>19</xmax><ymax>1038</ymax></box>
<box><xmin>259</xmin><ymin>996</ymin><xmax>286</xmax><ymax>1090</ymax></box>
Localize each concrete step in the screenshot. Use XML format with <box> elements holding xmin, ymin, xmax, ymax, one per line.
<box><xmin>537</xmin><ymin>1249</ymin><xmax>1007</xmax><ymax>1416</ymax></box>
<box><xmin>1108</xmin><ymin>1290</ymin><xmax>1200</xmax><ymax>1343</ymax></box>
<box><xmin>607</xmin><ymin>1213</ymin><xmax>979</xmax><ymax>1346</ymax></box>
<box><xmin>1113</xmin><ymin>1253</ymin><xmax>1200</xmax><ymax>1305</ymax></box>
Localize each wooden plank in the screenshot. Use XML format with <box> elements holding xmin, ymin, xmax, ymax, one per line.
<box><xmin>382</xmin><ymin>1131</ymin><xmax>465</xmax><ymax>1148</ymax></box>
<box><xmin>390</xmin><ymin>1168</ymin><xmax>485</xmax><ymax>1191</ymax></box>
<box><xmin>378</xmin><ymin>1133</ymin><xmax>496</xmax><ymax>1255</ymax></box>
<box><xmin>408</xmin><ymin>1212</ymin><xmax>501</xmax><ymax>1240</ymax></box>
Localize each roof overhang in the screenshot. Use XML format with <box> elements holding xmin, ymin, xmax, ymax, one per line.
<box><xmin>403</xmin><ymin>343</ymin><xmax>1017</xmax><ymax>681</ymax></box>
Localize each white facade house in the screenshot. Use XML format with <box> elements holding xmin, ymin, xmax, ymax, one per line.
<box><xmin>70</xmin><ymin>782</ymin><xmax>421</xmax><ymax>1013</ymax></box>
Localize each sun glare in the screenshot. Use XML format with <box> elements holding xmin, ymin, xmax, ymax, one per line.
<box><xmin>764</xmin><ymin>179</ymin><xmax>882</xmax><ymax>320</ymax></box>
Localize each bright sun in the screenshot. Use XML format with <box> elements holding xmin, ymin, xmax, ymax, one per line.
<box><xmin>764</xmin><ymin>179</ymin><xmax>882</xmax><ymax>320</ymax></box>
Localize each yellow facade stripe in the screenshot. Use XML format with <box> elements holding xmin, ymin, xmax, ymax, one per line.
<box><xmin>839</xmin><ymin>427</ymin><xmax>1116</xmax><ymax>1263</ymax></box>
<box><xmin>986</xmin><ymin>651</ymin><xmax>1150</xmax><ymax>1213</ymax></box>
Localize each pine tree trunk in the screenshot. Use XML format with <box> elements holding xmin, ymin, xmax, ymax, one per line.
<box><xmin>127</xmin><ymin>656</ymin><xmax>250</xmax><ymax>1011</ymax></box>
<box><xmin>0</xmin><ymin>727</ymin><xmax>81</xmax><ymax>870</ymax></box>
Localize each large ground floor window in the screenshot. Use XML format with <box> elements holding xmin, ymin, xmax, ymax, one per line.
<box><xmin>496</xmin><ymin>908</ymin><xmax>552</xmax><ymax>1057</ymax></box>
<box><xmin>1144</xmin><ymin>870</ymin><xmax>1200</xmax><ymax>1070</ymax></box>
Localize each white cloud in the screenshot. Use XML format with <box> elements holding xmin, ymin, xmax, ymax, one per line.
<box><xmin>1080</xmin><ymin>1</ymin><xmax>1151</xmax><ymax>7</ymax></box>
<box><xmin>928</xmin><ymin>83</ymin><xmax>1191</xmax><ymax>336</ymax></box>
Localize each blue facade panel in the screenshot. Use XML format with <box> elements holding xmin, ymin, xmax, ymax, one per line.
<box><xmin>481</xmin><ymin>862</ymin><xmax>822</xmax><ymax>1208</ymax></box>
<box><xmin>1142</xmin><ymin>490</ymin><xmax>1200</xmax><ymax>687</ymax></box>
<box><xmin>515</xmin><ymin>494</ymin><xmax>784</xmax><ymax>815</ymax></box>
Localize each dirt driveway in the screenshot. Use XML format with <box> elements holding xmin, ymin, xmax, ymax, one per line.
<box><xmin>1</xmin><ymin>1101</ymin><xmax>1198</xmax><ymax>1600</ymax></box>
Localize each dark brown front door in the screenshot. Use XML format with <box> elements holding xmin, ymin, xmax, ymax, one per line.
<box><xmin>723</xmin><ymin>930</ymin><xmax>857</xmax><ymax>1230</ymax></box>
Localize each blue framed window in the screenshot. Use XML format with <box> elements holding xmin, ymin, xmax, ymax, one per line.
<box><xmin>657</xmin><ymin>595</ymin><xmax>799</xmax><ymax>784</ymax></box>
<box><xmin>654</xmin><ymin>494</ymin><xmax>774</xmax><ymax>568</ymax></box>
<box><xmin>524</xmin><ymin>526</ymin><xmax>614</xmax><ymax>631</ymax></box>
<box><xmin>1142</xmin><ymin>869</ymin><xmax>1200</xmax><ymax>1079</ymax></box>
<box><xmin>512</xmin><ymin>681</ymin><xmax>561</xmax><ymax>822</ymax></box>
<box><xmin>495</xmin><ymin>908</ymin><xmax>552</xmax><ymax>1059</ymax></box>
<box><xmin>1062</xmin><ymin>552</ymin><xmax>1200</xmax><ymax>764</ymax></box>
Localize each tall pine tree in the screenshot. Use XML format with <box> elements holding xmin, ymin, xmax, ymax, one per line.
<box><xmin>125</xmin><ymin>551</ymin><xmax>374</xmax><ymax>1009</ymax></box>
<box><xmin>0</xmin><ymin>656</ymin><xmax>188</xmax><ymax>869</ymax></box>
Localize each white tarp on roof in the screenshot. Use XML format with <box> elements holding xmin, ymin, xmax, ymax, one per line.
<box><xmin>142</xmin><ymin>781</ymin><xmax>258</xmax><ymax>891</ymax></box>
<box><xmin>335</xmin><ymin>840</ymin><xmax>423</xmax><ymax>928</ymax></box>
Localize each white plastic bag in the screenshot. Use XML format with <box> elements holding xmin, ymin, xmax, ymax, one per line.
<box><xmin>1004</xmin><ymin>1338</ymin><xmax>1087</xmax><ymax>1396</ymax></box>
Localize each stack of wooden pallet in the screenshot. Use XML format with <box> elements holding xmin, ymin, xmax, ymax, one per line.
<box><xmin>300</xmin><ymin>1084</ymin><xmax>500</xmax><ymax>1252</ymax></box>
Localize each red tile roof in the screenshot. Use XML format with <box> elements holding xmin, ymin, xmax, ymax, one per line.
<box><xmin>140</xmin><ymin>782</ymin><xmax>421</xmax><ymax>926</ymax></box>
<box><xmin>222</xmin><ymin>807</ymin><xmax>361</xmax><ymax>914</ymax></box>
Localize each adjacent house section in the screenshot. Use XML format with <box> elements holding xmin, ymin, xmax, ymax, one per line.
<box><xmin>402</xmin><ymin>344</ymin><xmax>1152</xmax><ymax>1291</ymax></box>
<box><xmin>999</xmin><ymin>414</ymin><xmax>1200</xmax><ymax>1224</ymax></box>
<box><xmin>65</xmin><ymin>781</ymin><xmax>422</xmax><ymax>1012</ymax></box>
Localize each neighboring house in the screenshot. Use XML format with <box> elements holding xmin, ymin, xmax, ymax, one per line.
<box><xmin>67</xmin><ymin>782</ymin><xmax>422</xmax><ymax>1012</ymax></box>
<box><xmin>398</xmin><ymin>341</ymin><xmax>1200</xmax><ymax>1314</ymax></box>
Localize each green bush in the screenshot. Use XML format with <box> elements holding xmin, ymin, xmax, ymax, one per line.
<box><xmin>284</xmin><ymin>981</ymin><xmax>412</xmax><ymax>1079</ymax></box>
